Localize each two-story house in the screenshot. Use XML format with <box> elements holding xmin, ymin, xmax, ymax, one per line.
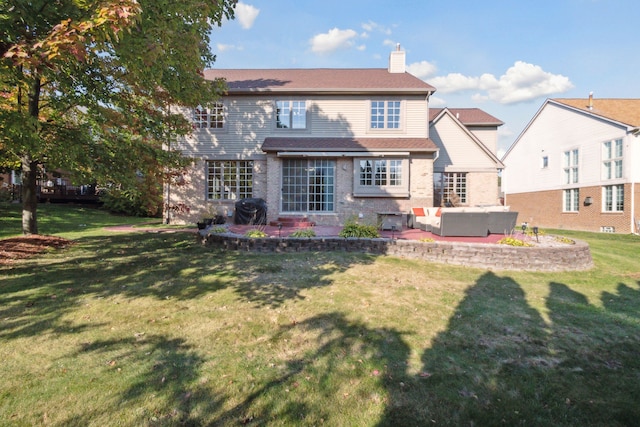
<box><xmin>167</xmin><ymin>48</ymin><xmax>505</xmax><ymax>227</ymax></box>
<box><xmin>502</xmin><ymin>96</ymin><xmax>640</xmax><ymax>234</ymax></box>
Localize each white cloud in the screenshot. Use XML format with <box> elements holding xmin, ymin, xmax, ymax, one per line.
<box><xmin>310</xmin><ymin>28</ymin><xmax>358</xmax><ymax>54</ymax></box>
<box><xmin>235</xmin><ymin>2</ymin><xmax>260</xmax><ymax>30</ymax></box>
<box><xmin>216</xmin><ymin>43</ymin><xmax>233</xmax><ymax>52</ymax></box>
<box><xmin>361</xmin><ymin>21</ymin><xmax>392</xmax><ymax>35</ymax></box>
<box><xmin>383</xmin><ymin>39</ymin><xmax>397</xmax><ymax>48</ymax></box>
<box><xmin>216</xmin><ymin>43</ymin><xmax>242</xmax><ymax>52</ymax></box>
<box><xmin>428</xmin><ymin>96</ymin><xmax>447</xmax><ymax>107</ymax></box>
<box><xmin>406</xmin><ymin>61</ymin><xmax>438</xmax><ymax>80</ymax></box>
<box><xmin>429</xmin><ymin>61</ymin><xmax>573</xmax><ymax>104</ymax></box>
<box><xmin>429</xmin><ymin>73</ymin><xmax>486</xmax><ymax>93</ymax></box>
<box><xmin>497</xmin><ymin>125</ymin><xmax>515</xmax><ymax>138</ymax></box>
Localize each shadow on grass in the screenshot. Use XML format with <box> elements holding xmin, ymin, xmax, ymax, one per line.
<box><xmin>0</xmin><ymin>232</ymin><xmax>372</xmax><ymax>340</ymax></box>
<box><xmin>376</xmin><ymin>273</ymin><xmax>640</xmax><ymax>426</ymax></box>
<box><xmin>2</xmin><ymin>232</ymin><xmax>640</xmax><ymax>425</ymax></box>
<box><xmin>209</xmin><ymin>311</ymin><xmax>412</xmax><ymax>425</ymax></box>
<box><xmin>62</xmin><ymin>335</ymin><xmax>220</xmax><ymax>426</ymax></box>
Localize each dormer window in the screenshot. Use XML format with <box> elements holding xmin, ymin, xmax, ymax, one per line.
<box><xmin>193</xmin><ymin>103</ymin><xmax>224</xmax><ymax>129</ymax></box>
<box><xmin>276</xmin><ymin>101</ymin><xmax>306</xmax><ymax>129</ymax></box>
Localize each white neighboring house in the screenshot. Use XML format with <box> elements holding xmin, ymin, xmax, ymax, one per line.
<box><xmin>166</xmin><ymin>48</ymin><xmax>505</xmax><ymax>226</ymax></box>
<box><xmin>502</xmin><ymin>96</ymin><xmax>640</xmax><ymax>234</ymax></box>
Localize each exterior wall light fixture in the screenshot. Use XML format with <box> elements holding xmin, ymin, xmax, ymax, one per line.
<box><xmin>584</xmin><ymin>196</ymin><xmax>593</xmax><ymax>206</ymax></box>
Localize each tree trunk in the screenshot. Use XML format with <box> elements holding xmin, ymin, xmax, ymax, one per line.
<box><xmin>21</xmin><ymin>156</ymin><xmax>39</xmax><ymax>235</ymax></box>
<box><xmin>21</xmin><ymin>75</ymin><xmax>42</xmax><ymax>235</ymax></box>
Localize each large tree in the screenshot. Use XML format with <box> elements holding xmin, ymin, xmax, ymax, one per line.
<box><xmin>0</xmin><ymin>0</ymin><xmax>235</xmax><ymax>234</ymax></box>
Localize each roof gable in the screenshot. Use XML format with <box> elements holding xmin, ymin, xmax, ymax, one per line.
<box><xmin>204</xmin><ymin>68</ymin><xmax>435</xmax><ymax>94</ymax></box>
<box><xmin>429</xmin><ymin>108</ymin><xmax>503</xmax><ymax>126</ymax></box>
<box><xmin>553</xmin><ymin>98</ymin><xmax>640</xmax><ymax>127</ymax></box>
<box><xmin>430</xmin><ymin>109</ymin><xmax>504</xmax><ymax>168</ymax></box>
<box><xmin>503</xmin><ymin>97</ymin><xmax>640</xmax><ymax>162</ymax></box>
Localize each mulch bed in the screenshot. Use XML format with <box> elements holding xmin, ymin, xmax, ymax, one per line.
<box><xmin>0</xmin><ymin>235</ymin><xmax>74</xmax><ymax>265</ymax></box>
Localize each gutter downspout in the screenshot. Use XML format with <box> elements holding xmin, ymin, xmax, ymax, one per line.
<box><xmin>632</xmin><ymin>181</ymin><xmax>637</xmax><ymax>234</ymax></box>
<box><xmin>633</xmin><ymin>135</ymin><xmax>637</xmax><ymax>234</ymax></box>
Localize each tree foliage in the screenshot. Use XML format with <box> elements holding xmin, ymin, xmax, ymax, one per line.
<box><xmin>0</xmin><ymin>0</ymin><xmax>236</xmax><ymax>234</ymax></box>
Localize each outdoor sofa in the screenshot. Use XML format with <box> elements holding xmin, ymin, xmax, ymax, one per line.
<box><xmin>408</xmin><ymin>206</ymin><xmax>518</xmax><ymax>237</ymax></box>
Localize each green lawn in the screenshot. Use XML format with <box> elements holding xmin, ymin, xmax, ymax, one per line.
<box><xmin>1</xmin><ymin>204</ymin><xmax>639</xmax><ymax>426</ymax></box>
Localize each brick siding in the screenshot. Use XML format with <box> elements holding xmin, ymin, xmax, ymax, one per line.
<box><xmin>506</xmin><ymin>184</ymin><xmax>636</xmax><ymax>233</ymax></box>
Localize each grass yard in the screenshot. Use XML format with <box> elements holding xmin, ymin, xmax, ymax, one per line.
<box><xmin>1</xmin><ymin>204</ymin><xmax>639</xmax><ymax>426</ymax></box>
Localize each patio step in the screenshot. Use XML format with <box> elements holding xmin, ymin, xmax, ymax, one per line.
<box><xmin>269</xmin><ymin>216</ymin><xmax>316</xmax><ymax>228</ymax></box>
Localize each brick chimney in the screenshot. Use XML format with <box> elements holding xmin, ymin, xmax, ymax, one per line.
<box><xmin>388</xmin><ymin>43</ymin><xmax>406</xmax><ymax>73</ymax></box>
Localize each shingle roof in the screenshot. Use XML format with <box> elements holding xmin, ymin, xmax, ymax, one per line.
<box><xmin>204</xmin><ymin>68</ymin><xmax>435</xmax><ymax>94</ymax></box>
<box><xmin>262</xmin><ymin>137</ymin><xmax>437</xmax><ymax>153</ymax></box>
<box><xmin>429</xmin><ymin>108</ymin><xmax>503</xmax><ymax>126</ymax></box>
<box><xmin>553</xmin><ymin>98</ymin><xmax>640</xmax><ymax>127</ymax></box>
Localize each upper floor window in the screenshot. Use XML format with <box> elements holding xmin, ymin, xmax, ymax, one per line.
<box><xmin>541</xmin><ymin>155</ymin><xmax>549</xmax><ymax>169</ymax></box>
<box><xmin>563</xmin><ymin>149</ymin><xmax>579</xmax><ymax>184</ymax></box>
<box><xmin>602</xmin><ymin>139</ymin><xmax>623</xmax><ymax>180</ymax></box>
<box><xmin>276</xmin><ymin>101</ymin><xmax>306</xmax><ymax>129</ymax></box>
<box><xmin>370</xmin><ymin>101</ymin><xmax>401</xmax><ymax>129</ymax></box>
<box><xmin>193</xmin><ymin>103</ymin><xmax>224</xmax><ymax>129</ymax></box>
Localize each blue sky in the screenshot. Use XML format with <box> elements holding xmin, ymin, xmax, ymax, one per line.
<box><xmin>210</xmin><ymin>0</ymin><xmax>638</xmax><ymax>157</ymax></box>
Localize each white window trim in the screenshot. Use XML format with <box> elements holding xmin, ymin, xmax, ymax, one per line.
<box><xmin>193</xmin><ymin>103</ymin><xmax>226</xmax><ymax>131</ymax></box>
<box><xmin>206</xmin><ymin>160</ymin><xmax>253</xmax><ymax>201</ymax></box>
<box><xmin>541</xmin><ymin>155</ymin><xmax>549</xmax><ymax>169</ymax></box>
<box><xmin>353</xmin><ymin>157</ymin><xmax>409</xmax><ymax>197</ymax></box>
<box><xmin>602</xmin><ymin>184</ymin><xmax>624</xmax><ymax>212</ymax></box>
<box><xmin>563</xmin><ymin>188</ymin><xmax>580</xmax><ymax>212</ymax></box>
<box><xmin>281</xmin><ymin>158</ymin><xmax>335</xmax><ymax>212</ymax></box>
<box><xmin>563</xmin><ymin>148</ymin><xmax>579</xmax><ymax>185</ymax></box>
<box><xmin>602</xmin><ymin>138</ymin><xmax>623</xmax><ymax>180</ymax></box>
<box><xmin>434</xmin><ymin>172</ymin><xmax>468</xmax><ymax>205</ymax></box>
<box><xmin>275</xmin><ymin>100</ymin><xmax>308</xmax><ymax>131</ymax></box>
<box><xmin>368</xmin><ymin>100</ymin><xmax>405</xmax><ymax>133</ymax></box>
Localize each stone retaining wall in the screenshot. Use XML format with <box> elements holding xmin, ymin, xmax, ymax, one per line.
<box><xmin>198</xmin><ymin>232</ymin><xmax>593</xmax><ymax>272</ymax></box>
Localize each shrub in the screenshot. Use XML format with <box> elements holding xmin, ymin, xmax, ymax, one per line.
<box><xmin>498</xmin><ymin>236</ymin><xmax>533</xmax><ymax>247</ymax></box>
<box><xmin>0</xmin><ymin>187</ymin><xmax>12</xmax><ymax>202</ymax></box>
<box><xmin>245</xmin><ymin>229</ymin><xmax>268</xmax><ymax>238</ymax></box>
<box><xmin>339</xmin><ymin>219</ymin><xmax>380</xmax><ymax>238</ymax></box>
<box><xmin>289</xmin><ymin>229</ymin><xmax>316</xmax><ymax>238</ymax></box>
<box><xmin>554</xmin><ymin>236</ymin><xmax>575</xmax><ymax>245</ymax></box>
<box><xmin>100</xmin><ymin>183</ymin><xmax>162</xmax><ymax>217</ymax></box>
